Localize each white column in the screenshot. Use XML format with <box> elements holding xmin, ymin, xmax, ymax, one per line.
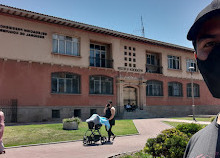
<box><xmin>116</xmin><ymin>80</ymin><xmax>124</xmax><ymax>114</ymax></box>
<box><xmin>139</xmin><ymin>81</ymin><xmax>146</xmax><ymax>110</ymax></box>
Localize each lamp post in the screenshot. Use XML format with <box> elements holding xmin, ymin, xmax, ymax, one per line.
<box><xmin>189</xmin><ymin>66</ymin><xmax>196</xmax><ymax>122</ymax></box>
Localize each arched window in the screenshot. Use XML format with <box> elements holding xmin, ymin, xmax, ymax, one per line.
<box><xmin>146</xmin><ymin>80</ymin><xmax>163</xmax><ymax>96</ymax></box>
<box><xmin>89</xmin><ymin>76</ymin><xmax>113</xmax><ymax>94</ymax></box>
<box><xmin>51</xmin><ymin>72</ymin><xmax>80</xmax><ymax>94</ymax></box>
<box><xmin>168</xmin><ymin>82</ymin><xmax>183</xmax><ymax>97</ymax></box>
<box><xmin>187</xmin><ymin>83</ymin><xmax>200</xmax><ymax>97</ymax></box>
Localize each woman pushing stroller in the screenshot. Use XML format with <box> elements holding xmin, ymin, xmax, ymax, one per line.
<box><xmin>104</xmin><ymin>101</ymin><xmax>116</xmax><ymax>142</ymax></box>
<box><xmin>83</xmin><ymin>101</ymin><xmax>116</xmax><ymax>145</ymax></box>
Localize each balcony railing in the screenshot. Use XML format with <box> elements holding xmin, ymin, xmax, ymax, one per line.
<box><xmin>146</xmin><ymin>65</ymin><xmax>163</xmax><ymax>74</ymax></box>
<box><xmin>89</xmin><ymin>57</ymin><xmax>113</xmax><ymax>68</ymax></box>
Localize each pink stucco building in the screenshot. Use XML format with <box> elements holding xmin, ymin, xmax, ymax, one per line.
<box><xmin>0</xmin><ymin>5</ymin><xmax>219</xmax><ymax>122</ymax></box>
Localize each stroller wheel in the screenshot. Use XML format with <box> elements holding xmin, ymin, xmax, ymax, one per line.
<box><xmin>83</xmin><ymin>136</ymin><xmax>88</xmax><ymax>145</ymax></box>
<box><xmin>101</xmin><ymin>136</ymin><xmax>107</xmax><ymax>145</ymax></box>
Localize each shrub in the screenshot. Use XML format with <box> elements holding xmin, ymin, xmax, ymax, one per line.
<box><xmin>144</xmin><ymin>128</ymin><xmax>189</xmax><ymax>158</ymax></box>
<box><xmin>119</xmin><ymin>151</ymin><xmax>158</xmax><ymax>158</ymax></box>
<box><xmin>210</xmin><ymin>116</ymin><xmax>216</xmax><ymax>122</ymax></box>
<box><xmin>144</xmin><ymin>138</ymin><xmax>160</xmax><ymax>157</ymax></box>
<box><xmin>119</xmin><ymin>155</ymin><xmax>132</xmax><ymax>158</ymax></box>
<box><xmin>176</xmin><ymin>123</ymin><xmax>203</xmax><ymax>138</ymax></box>
<box><xmin>132</xmin><ymin>151</ymin><xmax>154</xmax><ymax>158</ymax></box>
<box><xmin>62</xmin><ymin>117</ymin><xmax>82</xmax><ymax>125</ymax></box>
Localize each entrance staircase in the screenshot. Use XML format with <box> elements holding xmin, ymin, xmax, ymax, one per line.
<box><xmin>121</xmin><ymin>109</ymin><xmax>149</xmax><ymax>119</ymax></box>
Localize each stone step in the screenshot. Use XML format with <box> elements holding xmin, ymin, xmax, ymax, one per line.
<box><xmin>121</xmin><ymin>109</ymin><xmax>148</xmax><ymax>119</ymax></box>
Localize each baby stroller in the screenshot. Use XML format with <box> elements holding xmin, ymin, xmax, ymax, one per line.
<box><xmin>83</xmin><ymin>114</ymin><xmax>109</xmax><ymax>145</ymax></box>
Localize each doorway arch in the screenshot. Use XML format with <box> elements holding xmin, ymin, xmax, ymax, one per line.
<box><xmin>123</xmin><ymin>86</ymin><xmax>137</xmax><ymax>107</ymax></box>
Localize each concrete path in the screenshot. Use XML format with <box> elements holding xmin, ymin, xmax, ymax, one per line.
<box><xmin>0</xmin><ymin>118</ymin><xmax>211</xmax><ymax>158</ymax></box>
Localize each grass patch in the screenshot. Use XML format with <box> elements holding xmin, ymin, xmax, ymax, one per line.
<box><xmin>163</xmin><ymin>121</ymin><xmax>207</xmax><ymax>128</ymax></box>
<box><xmin>171</xmin><ymin>117</ymin><xmax>212</xmax><ymax>122</ymax></box>
<box><xmin>4</xmin><ymin>119</ymin><xmax>137</xmax><ymax>147</ymax></box>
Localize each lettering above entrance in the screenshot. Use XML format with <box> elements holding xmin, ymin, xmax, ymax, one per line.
<box><xmin>117</xmin><ymin>67</ymin><xmax>143</xmax><ymax>72</ymax></box>
<box><xmin>0</xmin><ymin>24</ymin><xmax>47</xmax><ymax>39</ymax></box>
<box><xmin>118</xmin><ymin>67</ymin><xmax>143</xmax><ymax>72</ymax></box>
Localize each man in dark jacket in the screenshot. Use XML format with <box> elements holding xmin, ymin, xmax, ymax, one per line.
<box><xmin>184</xmin><ymin>0</ymin><xmax>220</xmax><ymax>157</ymax></box>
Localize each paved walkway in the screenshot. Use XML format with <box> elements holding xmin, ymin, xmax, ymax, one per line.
<box><xmin>0</xmin><ymin>118</ymin><xmax>211</xmax><ymax>158</ymax></box>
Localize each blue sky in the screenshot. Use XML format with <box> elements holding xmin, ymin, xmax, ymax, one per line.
<box><xmin>0</xmin><ymin>0</ymin><xmax>213</xmax><ymax>48</ymax></box>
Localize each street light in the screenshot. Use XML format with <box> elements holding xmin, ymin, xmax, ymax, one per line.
<box><xmin>189</xmin><ymin>66</ymin><xmax>196</xmax><ymax>122</ymax></box>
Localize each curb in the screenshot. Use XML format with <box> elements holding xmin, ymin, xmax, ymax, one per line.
<box><xmin>5</xmin><ymin>139</ymin><xmax>82</xmax><ymax>149</ymax></box>
<box><xmin>6</xmin><ymin>133</ymin><xmax>140</xmax><ymax>149</ymax></box>
<box><xmin>5</xmin><ymin>133</ymin><xmax>140</xmax><ymax>149</ymax></box>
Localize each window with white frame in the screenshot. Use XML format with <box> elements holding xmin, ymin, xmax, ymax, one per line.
<box><xmin>146</xmin><ymin>80</ymin><xmax>163</xmax><ymax>96</ymax></box>
<box><xmin>51</xmin><ymin>72</ymin><xmax>80</xmax><ymax>94</ymax></box>
<box><xmin>187</xmin><ymin>83</ymin><xmax>200</xmax><ymax>97</ymax></box>
<box><xmin>186</xmin><ymin>59</ymin><xmax>197</xmax><ymax>72</ymax></box>
<box><xmin>168</xmin><ymin>82</ymin><xmax>183</xmax><ymax>97</ymax></box>
<box><xmin>147</xmin><ymin>54</ymin><xmax>156</xmax><ymax>65</ymax></box>
<box><xmin>168</xmin><ymin>55</ymin><xmax>180</xmax><ymax>69</ymax></box>
<box><xmin>89</xmin><ymin>76</ymin><xmax>113</xmax><ymax>94</ymax></box>
<box><xmin>52</xmin><ymin>34</ymin><xmax>80</xmax><ymax>56</ymax></box>
<box><xmin>90</xmin><ymin>43</ymin><xmax>112</xmax><ymax>68</ymax></box>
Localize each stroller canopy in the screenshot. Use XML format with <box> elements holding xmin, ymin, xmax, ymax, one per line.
<box><xmin>86</xmin><ymin>114</ymin><xmax>110</xmax><ymax>130</ymax></box>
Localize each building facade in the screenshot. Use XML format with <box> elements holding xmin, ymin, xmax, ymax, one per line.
<box><xmin>0</xmin><ymin>5</ymin><xmax>220</xmax><ymax>122</ymax></box>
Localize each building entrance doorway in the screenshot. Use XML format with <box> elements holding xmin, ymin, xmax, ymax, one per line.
<box><xmin>123</xmin><ymin>86</ymin><xmax>137</xmax><ymax>106</ymax></box>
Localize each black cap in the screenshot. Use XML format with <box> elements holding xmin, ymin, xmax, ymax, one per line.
<box><xmin>187</xmin><ymin>0</ymin><xmax>220</xmax><ymax>41</ymax></box>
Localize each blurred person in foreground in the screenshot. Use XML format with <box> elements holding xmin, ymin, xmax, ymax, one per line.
<box><xmin>0</xmin><ymin>109</ymin><xmax>5</xmax><ymax>154</ymax></box>
<box><xmin>184</xmin><ymin>0</ymin><xmax>220</xmax><ymax>157</ymax></box>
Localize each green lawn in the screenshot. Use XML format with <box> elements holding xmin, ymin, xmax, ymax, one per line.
<box><xmin>171</xmin><ymin>117</ymin><xmax>213</xmax><ymax>122</ymax></box>
<box><xmin>4</xmin><ymin>120</ymin><xmax>138</xmax><ymax>147</ymax></box>
<box><xmin>163</xmin><ymin>121</ymin><xmax>207</xmax><ymax>128</ymax></box>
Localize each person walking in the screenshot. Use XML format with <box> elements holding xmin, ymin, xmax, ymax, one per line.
<box><xmin>0</xmin><ymin>109</ymin><xmax>5</xmax><ymax>154</ymax></box>
<box><xmin>104</xmin><ymin>101</ymin><xmax>116</xmax><ymax>142</ymax></box>
<box><xmin>184</xmin><ymin>0</ymin><xmax>220</xmax><ymax>157</ymax></box>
